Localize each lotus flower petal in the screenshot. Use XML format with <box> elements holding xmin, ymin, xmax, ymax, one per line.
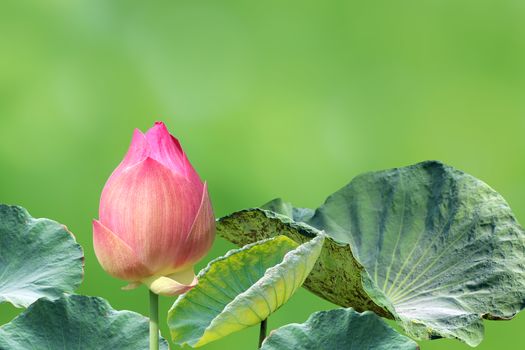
<box><xmin>99</xmin><ymin>157</ymin><xmax>202</xmax><ymax>273</ymax></box>
<box><xmin>92</xmin><ymin>220</ymin><xmax>151</xmax><ymax>281</ymax></box>
<box><xmin>104</xmin><ymin>129</ymin><xmax>149</xmax><ymax>189</ymax></box>
<box><xmin>173</xmin><ymin>182</ymin><xmax>215</xmax><ymax>268</ymax></box>
<box><xmin>145</xmin><ymin>121</ymin><xmax>203</xmax><ymax>188</ymax></box>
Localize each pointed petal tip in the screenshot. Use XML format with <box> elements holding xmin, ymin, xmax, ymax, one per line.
<box><xmin>199</xmin><ymin>181</ymin><xmax>209</xmax><ymax>197</ymax></box>
<box><xmin>127</xmin><ymin>129</ymin><xmax>149</xmax><ymax>158</ymax></box>
<box><xmin>92</xmin><ymin>218</ymin><xmax>103</xmax><ymax>230</ymax></box>
<box><xmin>101</xmin><ymin>128</ymin><xmax>149</xmax><ymax>191</ymax></box>
<box><xmin>144</xmin><ymin>122</ymin><xmax>188</xmax><ymax>174</ymax></box>
<box><xmin>147</xmin><ymin>121</ymin><xmax>170</xmax><ymax>135</ymax></box>
<box><xmin>130</xmin><ymin>128</ymin><xmax>147</xmax><ymax>145</ymax></box>
<box><xmin>132</xmin><ymin>128</ymin><xmax>145</xmax><ymax>136</ymax></box>
<box><xmin>149</xmin><ymin>121</ymin><xmax>183</xmax><ymax>145</ymax></box>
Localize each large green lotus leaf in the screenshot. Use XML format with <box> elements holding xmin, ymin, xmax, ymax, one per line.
<box><xmin>217</xmin><ymin>161</ymin><xmax>525</xmax><ymax>346</ymax></box>
<box><xmin>261</xmin><ymin>308</ymin><xmax>419</xmax><ymax>350</ymax></box>
<box><xmin>0</xmin><ymin>204</ymin><xmax>84</xmax><ymax>308</ymax></box>
<box><xmin>0</xmin><ymin>294</ymin><xmax>169</xmax><ymax>349</ymax></box>
<box><xmin>168</xmin><ymin>234</ymin><xmax>324</xmax><ymax>348</ymax></box>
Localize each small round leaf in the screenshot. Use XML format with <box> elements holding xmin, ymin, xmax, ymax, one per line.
<box><xmin>261</xmin><ymin>308</ymin><xmax>419</xmax><ymax>350</ymax></box>
<box><xmin>0</xmin><ymin>205</ymin><xmax>84</xmax><ymax>308</ymax></box>
<box><xmin>0</xmin><ymin>294</ymin><xmax>168</xmax><ymax>349</ymax></box>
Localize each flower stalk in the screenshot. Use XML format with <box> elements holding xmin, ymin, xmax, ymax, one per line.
<box><xmin>258</xmin><ymin>319</ymin><xmax>267</xmax><ymax>349</ymax></box>
<box><xmin>149</xmin><ymin>290</ymin><xmax>159</xmax><ymax>350</ymax></box>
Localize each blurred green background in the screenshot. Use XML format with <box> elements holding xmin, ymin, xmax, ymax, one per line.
<box><xmin>1</xmin><ymin>0</ymin><xmax>525</xmax><ymax>349</ymax></box>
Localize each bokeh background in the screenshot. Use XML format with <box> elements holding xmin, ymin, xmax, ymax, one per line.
<box><xmin>1</xmin><ymin>0</ymin><xmax>525</xmax><ymax>349</ymax></box>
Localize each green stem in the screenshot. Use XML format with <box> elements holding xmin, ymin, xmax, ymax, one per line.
<box><xmin>149</xmin><ymin>290</ymin><xmax>159</xmax><ymax>350</ymax></box>
<box><xmin>258</xmin><ymin>318</ymin><xmax>267</xmax><ymax>349</ymax></box>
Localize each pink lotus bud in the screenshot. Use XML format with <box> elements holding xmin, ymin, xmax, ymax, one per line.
<box><xmin>93</xmin><ymin>122</ymin><xmax>215</xmax><ymax>296</ymax></box>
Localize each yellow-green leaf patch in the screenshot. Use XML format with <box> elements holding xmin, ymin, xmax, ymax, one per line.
<box><xmin>168</xmin><ymin>235</ymin><xmax>324</xmax><ymax>348</ymax></box>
